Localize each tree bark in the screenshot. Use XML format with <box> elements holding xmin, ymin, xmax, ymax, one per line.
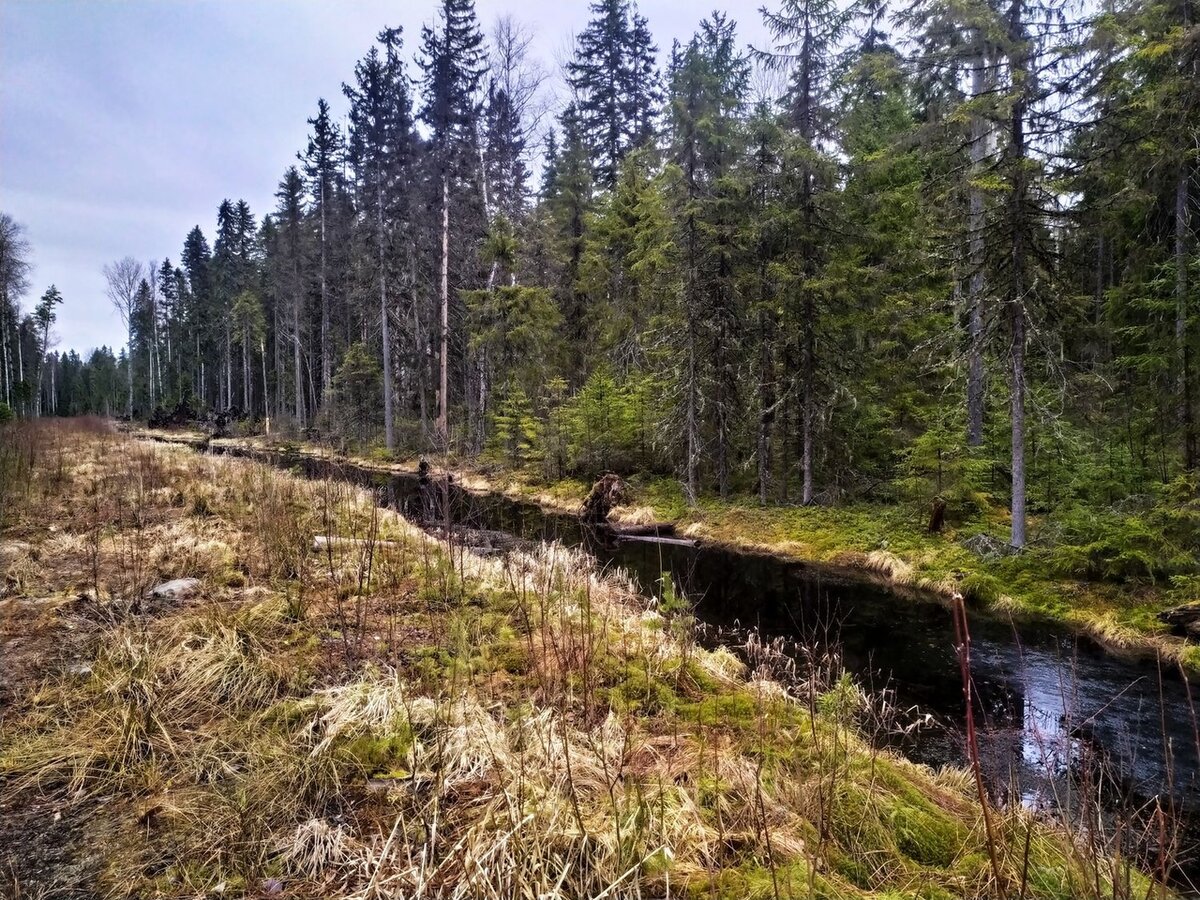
<box><xmin>126</xmin><ymin>323</ymin><xmax>134</xmax><ymax>419</ymax></box>
<box><xmin>242</xmin><ymin>328</ymin><xmax>250</xmax><ymax>412</ymax></box>
<box><xmin>260</xmin><ymin>338</ymin><xmax>269</xmax><ymax>425</ymax></box>
<box><xmin>437</xmin><ymin>174</ymin><xmax>450</xmax><ymax>446</ymax></box>
<box><xmin>802</xmin><ymin>291</ymin><xmax>815</xmax><ymax>505</ymax></box>
<box><xmin>1</xmin><ymin>286</ymin><xmax>10</xmax><ymax>408</ymax></box>
<box><xmin>380</xmin><ymin>181</ymin><xmax>395</xmax><ymax>451</ymax></box>
<box><xmin>320</xmin><ymin>175</ymin><xmax>331</xmax><ymax>409</ymax></box>
<box><xmin>757</xmin><ymin>302</ymin><xmax>775</xmax><ymax>506</ymax></box>
<box><xmin>293</xmin><ymin>288</ymin><xmax>305</xmax><ymax>426</ymax></box>
<box><xmin>966</xmin><ymin>47</ymin><xmax>989</xmax><ymax>447</ymax></box>
<box><xmin>1177</xmin><ymin>165</ymin><xmax>1195</xmax><ymax>470</ymax></box>
<box><xmin>1008</xmin><ymin>0</ymin><xmax>1028</xmax><ymax>549</ymax></box>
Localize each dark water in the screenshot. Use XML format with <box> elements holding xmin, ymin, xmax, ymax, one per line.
<box><xmin>216</xmin><ymin>445</ymin><xmax>1200</xmax><ymax>887</ymax></box>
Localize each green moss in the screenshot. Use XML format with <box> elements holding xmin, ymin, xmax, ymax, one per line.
<box><xmin>685</xmin><ymin>860</ymin><xmax>864</xmax><ymax>900</ymax></box>
<box><xmin>339</xmin><ymin>726</ymin><xmax>414</xmax><ymax>778</ymax></box>
<box><xmin>598</xmin><ymin>658</ymin><xmax>679</xmax><ymax>714</ymax></box>
<box><xmin>891</xmin><ymin>803</ymin><xmax>960</xmax><ymax>868</ymax></box>
<box><xmin>960</xmin><ymin>571</ymin><xmax>1003</xmax><ymax>605</ymax></box>
<box><xmin>680</xmin><ymin>690</ymin><xmax>762</xmax><ymax>728</ymax></box>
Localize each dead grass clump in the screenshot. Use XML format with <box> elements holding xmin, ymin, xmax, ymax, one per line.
<box><xmin>863</xmin><ymin>549</ymin><xmax>915</xmax><ymax>585</ymax></box>
<box><xmin>611</xmin><ymin>504</ymin><xmax>657</xmax><ymax>526</ymax></box>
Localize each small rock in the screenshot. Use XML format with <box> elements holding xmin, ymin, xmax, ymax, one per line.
<box><xmin>146</xmin><ymin>578</ymin><xmax>201</xmax><ymax>601</ymax></box>
<box><xmin>960</xmin><ymin>533</ymin><xmax>1018</xmax><ymax>561</ymax></box>
<box><xmin>0</xmin><ymin>540</ymin><xmax>32</xmax><ymax>563</ymax></box>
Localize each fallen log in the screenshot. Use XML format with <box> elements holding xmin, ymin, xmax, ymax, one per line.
<box><xmin>1158</xmin><ymin>602</ymin><xmax>1200</xmax><ymax>641</ymax></box>
<box><xmin>616</xmin><ymin>533</ymin><xmax>698</xmax><ymax>548</ymax></box>
<box><xmin>609</xmin><ymin>522</ymin><xmax>677</xmax><ymax>537</ymax></box>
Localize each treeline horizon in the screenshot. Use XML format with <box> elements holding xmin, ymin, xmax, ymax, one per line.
<box><xmin>1</xmin><ymin>0</ymin><xmax>1197</xmax><ymax>549</ymax></box>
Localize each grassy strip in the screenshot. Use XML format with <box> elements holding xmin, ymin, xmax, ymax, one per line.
<box><xmin>0</xmin><ymin>422</ymin><xmax>1175</xmax><ymax>898</ymax></box>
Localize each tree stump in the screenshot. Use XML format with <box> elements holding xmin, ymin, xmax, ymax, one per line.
<box><xmin>580</xmin><ymin>474</ymin><xmax>627</xmax><ymax>524</ymax></box>
<box><xmin>928</xmin><ymin>497</ymin><xmax>947</xmax><ymax>533</ymax></box>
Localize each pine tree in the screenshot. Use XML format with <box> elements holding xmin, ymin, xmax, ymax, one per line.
<box><xmin>32</xmin><ymin>284</ymin><xmax>62</xmax><ymax>417</ymax></box>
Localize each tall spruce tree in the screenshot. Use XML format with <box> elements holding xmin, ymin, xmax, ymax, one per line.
<box><xmin>568</xmin><ymin>0</ymin><xmax>661</xmax><ymax>188</ymax></box>
<box><xmin>419</xmin><ymin>0</ymin><xmax>486</xmax><ymax>445</ymax></box>
<box><xmin>346</xmin><ymin>27</ymin><xmax>416</xmax><ymax>450</ymax></box>
<box><xmin>273</xmin><ymin>169</ymin><xmax>308</xmax><ymax>425</ymax></box>
<box><xmin>668</xmin><ymin>14</ymin><xmax>750</xmax><ymax>498</ymax></box>
<box><xmin>301</xmin><ymin>98</ymin><xmax>345</xmax><ymax>406</ymax></box>
<box><xmin>756</xmin><ymin>0</ymin><xmax>847</xmax><ymax>504</ymax></box>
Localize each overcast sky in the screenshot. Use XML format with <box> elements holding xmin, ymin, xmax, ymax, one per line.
<box><xmin>0</xmin><ymin>0</ymin><xmax>772</xmax><ymax>357</ymax></box>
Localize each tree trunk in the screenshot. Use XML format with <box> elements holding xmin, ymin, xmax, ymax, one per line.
<box><xmin>197</xmin><ymin>331</ymin><xmax>204</xmax><ymax>409</ymax></box>
<box><xmin>801</xmin><ymin>290</ymin><xmax>816</xmax><ymax>505</ymax></box>
<box><xmin>410</xmin><ymin>244</ymin><xmax>428</xmax><ymax>441</ymax></box>
<box><xmin>273</xmin><ymin>305</ymin><xmax>283</xmax><ymax>422</ymax></box>
<box><xmin>966</xmin><ymin>47</ymin><xmax>989</xmax><ymax>447</ymax></box>
<box><xmin>1008</xmin><ymin>0</ymin><xmax>1028</xmax><ymax>549</ymax></box>
<box><xmin>757</xmin><ymin>304</ymin><xmax>775</xmax><ymax>506</ymax></box>
<box><xmin>380</xmin><ymin>187</ymin><xmax>395</xmax><ymax>452</ymax></box>
<box><xmin>293</xmin><ymin>290</ymin><xmax>305</xmax><ymax>426</ymax></box>
<box><xmin>127</xmin><ymin>324</ymin><xmax>134</xmax><ymax>419</ymax></box>
<box><xmin>242</xmin><ymin>329</ymin><xmax>250</xmax><ymax>412</ymax></box>
<box><xmin>1</xmin><ymin>289</ymin><xmax>10</xmax><ymax>407</ymax></box>
<box><xmin>686</xmin><ymin>311</ymin><xmax>699</xmax><ymax>503</ymax></box>
<box><xmin>320</xmin><ymin>176</ymin><xmax>331</xmax><ymax>409</ymax></box>
<box><xmin>260</xmin><ymin>338</ymin><xmax>269</xmax><ymax>426</ymax></box>
<box><xmin>34</xmin><ymin>327</ymin><xmax>47</xmax><ymax>417</ymax></box>
<box><xmin>437</xmin><ymin>174</ymin><xmax>450</xmax><ymax>446</ymax></box>
<box><xmin>1177</xmin><ymin>165</ymin><xmax>1195</xmax><ymax>470</ymax></box>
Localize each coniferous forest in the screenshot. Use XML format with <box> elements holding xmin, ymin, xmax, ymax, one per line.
<box><xmin>3</xmin><ymin>0</ymin><xmax>1198</xmax><ymax>552</ymax></box>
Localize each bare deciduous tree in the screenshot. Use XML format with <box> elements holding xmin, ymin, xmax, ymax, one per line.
<box><xmin>104</xmin><ymin>256</ymin><xmax>144</xmax><ymax>419</ymax></box>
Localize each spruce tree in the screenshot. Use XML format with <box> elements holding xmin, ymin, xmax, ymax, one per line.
<box><xmin>273</xmin><ymin>169</ymin><xmax>308</xmax><ymax>425</ymax></box>
<box><xmin>181</xmin><ymin>226</ymin><xmax>212</xmax><ymax>405</ymax></box>
<box><xmin>419</xmin><ymin>0</ymin><xmax>486</xmax><ymax>445</ymax></box>
<box><xmin>568</xmin><ymin>0</ymin><xmax>660</xmax><ymax>188</ymax></box>
<box><xmin>756</xmin><ymin>0</ymin><xmax>846</xmax><ymax>504</ymax></box>
<box><xmin>668</xmin><ymin>14</ymin><xmax>749</xmax><ymax>498</ymax></box>
<box><xmin>301</xmin><ymin>98</ymin><xmax>345</xmax><ymax>404</ymax></box>
<box><xmin>346</xmin><ymin>27</ymin><xmax>416</xmax><ymax>450</ymax></box>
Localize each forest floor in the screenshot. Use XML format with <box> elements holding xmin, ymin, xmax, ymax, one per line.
<box><xmin>0</xmin><ymin>420</ymin><xmax>1171</xmax><ymax>898</ymax></box>
<box><xmin>137</xmin><ymin>428</ymin><xmax>1200</xmax><ymax>674</ymax></box>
